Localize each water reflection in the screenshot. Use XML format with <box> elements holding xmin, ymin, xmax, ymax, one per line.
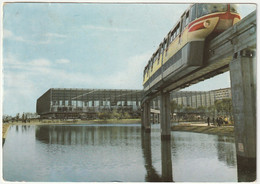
<box><xmin>217</xmin><ymin>136</ymin><xmax>236</xmax><ymax>167</ymax></box>
<box><xmin>161</xmin><ymin>140</ymin><xmax>173</xmax><ymax>181</ymax></box>
<box><xmin>35</xmin><ymin>125</ymin><xmax>140</xmax><ymax>146</ymax></box>
<box><xmin>15</xmin><ymin>125</ymin><xmax>33</xmax><ymax>133</ymax></box>
<box><xmin>141</xmin><ymin>131</ymin><xmax>161</xmax><ymax>182</ymax></box>
<box><xmin>4</xmin><ymin>125</ymin><xmax>239</xmax><ymax>182</ymax></box>
<box><xmin>141</xmin><ymin>131</ymin><xmax>173</xmax><ymax>182</ymax></box>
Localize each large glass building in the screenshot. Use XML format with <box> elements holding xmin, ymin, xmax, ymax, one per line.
<box><xmin>37</xmin><ymin>88</ymin><xmax>143</xmax><ymax>119</ymax></box>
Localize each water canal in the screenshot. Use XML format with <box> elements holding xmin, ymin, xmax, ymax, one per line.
<box><xmin>3</xmin><ymin>123</ymin><xmax>237</xmax><ymax>182</ymax></box>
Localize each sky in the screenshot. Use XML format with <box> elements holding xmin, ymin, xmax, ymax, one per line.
<box><xmin>1</xmin><ymin>2</ymin><xmax>256</xmax><ymax>116</ymax></box>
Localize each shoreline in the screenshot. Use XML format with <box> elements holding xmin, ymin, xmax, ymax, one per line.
<box><xmin>2</xmin><ymin>119</ymin><xmax>234</xmax><ymax>142</ymax></box>
<box><xmin>171</xmin><ymin>124</ymin><xmax>234</xmax><ymax>137</ymax></box>
<box><xmin>2</xmin><ymin>119</ymin><xmax>141</xmax><ymax>139</ymax></box>
<box><xmin>10</xmin><ymin>118</ymin><xmax>141</xmax><ymax>125</ymax></box>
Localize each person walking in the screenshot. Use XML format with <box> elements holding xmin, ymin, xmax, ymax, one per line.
<box><xmin>207</xmin><ymin>117</ymin><xmax>210</xmax><ymax>126</ymax></box>
<box><xmin>216</xmin><ymin>117</ymin><xmax>220</xmax><ymax>127</ymax></box>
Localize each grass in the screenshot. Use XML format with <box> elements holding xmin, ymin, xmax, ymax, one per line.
<box><xmin>171</xmin><ymin>125</ymin><xmax>234</xmax><ymax>136</ymax></box>
<box><xmin>2</xmin><ymin>124</ymin><xmax>10</xmax><ymax>139</ymax></box>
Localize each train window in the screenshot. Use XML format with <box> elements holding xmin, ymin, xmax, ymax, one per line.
<box><xmin>176</xmin><ymin>23</ymin><xmax>180</xmax><ymax>35</ymax></box>
<box><xmin>197</xmin><ymin>4</ymin><xmax>208</xmax><ymax>17</ymax></box>
<box><xmin>163</xmin><ymin>40</ymin><xmax>167</xmax><ymax>50</ymax></box>
<box><xmin>157</xmin><ymin>50</ymin><xmax>160</xmax><ymax>61</ymax></box>
<box><xmin>209</xmin><ymin>4</ymin><xmax>227</xmax><ymax>13</ymax></box>
<box><xmin>185</xmin><ymin>11</ymin><xmax>189</xmax><ymax>26</ymax></box>
<box><xmin>158</xmin><ymin>48</ymin><xmax>162</xmax><ymax>64</ymax></box>
<box><xmin>197</xmin><ymin>4</ymin><xmax>228</xmax><ymax>17</ymax></box>
<box><xmin>182</xmin><ymin>17</ymin><xmax>186</xmax><ymax>31</ymax></box>
<box><xmin>172</xmin><ymin>31</ymin><xmax>175</xmax><ymax>41</ymax></box>
<box><xmin>190</xmin><ymin>4</ymin><xmax>197</xmax><ymax>22</ymax></box>
<box><xmin>166</xmin><ymin>34</ymin><xmax>170</xmax><ymax>48</ymax></box>
<box><xmin>230</xmin><ymin>4</ymin><xmax>238</xmax><ymax>13</ymax></box>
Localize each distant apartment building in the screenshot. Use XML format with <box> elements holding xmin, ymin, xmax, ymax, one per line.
<box><xmin>169</xmin><ymin>88</ymin><xmax>231</xmax><ymax>109</ymax></box>
<box><xmin>212</xmin><ymin>88</ymin><xmax>232</xmax><ymax>100</ymax></box>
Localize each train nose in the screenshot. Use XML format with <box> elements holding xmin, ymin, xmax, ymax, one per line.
<box><xmin>216</xmin><ymin>19</ymin><xmax>233</xmax><ymax>31</ymax></box>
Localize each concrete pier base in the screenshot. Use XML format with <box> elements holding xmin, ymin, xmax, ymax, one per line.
<box><xmin>160</xmin><ymin>92</ymin><xmax>171</xmax><ymax>140</ymax></box>
<box><xmin>229</xmin><ymin>49</ymin><xmax>256</xmax><ymax>182</ymax></box>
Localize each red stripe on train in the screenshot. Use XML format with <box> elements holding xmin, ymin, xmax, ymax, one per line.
<box><xmin>188</xmin><ymin>22</ymin><xmax>205</xmax><ymax>32</ymax></box>
<box><xmin>188</xmin><ymin>12</ymin><xmax>240</xmax><ymax>30</ymax></box>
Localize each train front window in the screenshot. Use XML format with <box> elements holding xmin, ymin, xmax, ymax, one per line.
<box><xmin>190</xmin><ymin>4</ymin><xmax>196</xmax><ymax>22</ymax></box>
<box><xmin>197</xmin><ymin>4</ymin><xmax>228</xmax><ymax>17</ymax></box>
<box><xmin>230</xmin><ymin>4</ymin><xmax>238</xmax><ymax>13</ymax></box>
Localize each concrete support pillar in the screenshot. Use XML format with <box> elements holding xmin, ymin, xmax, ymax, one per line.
<box><xmin>143</xmin><ymin>101</ymin><xmax>151</xmax><ymax>133</ymax></box>
<box><xmin>160</xmin><ymin>92</ymin><xmax>171</xmax><ymax>140</ymax></box>
<box><xmin>141</xmin><ymin>108</ymin><xmax>145</xmax><ymax>130</ymax></box>
<box><xmin>229</xmin><ymin>49</ymin><xmax>256</xmax><ymax>182</ymax></box>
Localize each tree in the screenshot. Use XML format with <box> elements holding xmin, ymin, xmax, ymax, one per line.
<box><xmin>184</xmin><ymin>106</ymin><xmax>195</xmax><ymax>113</ymax></box>
<box><xmin>111</xmin><ymin>109</ymin><xmax>120</xmax><ymax>119</ymax></box>
<box><xmin>215</xmin><ymin>100</ymin><xmax>224</xmax><ymax>115</ymax></box>
<box><xmin>122</xmin><ymin>112</ymin><xmax>130</xmax><ymax>119</ymax></box>
<box><xmin>207</xmin><ymin>105</ymin><xmax>216</xmax><ymax>117</ymax></box>
<box><xmin>16</xmin><ymin>113</ymin><xmax>20</xmax><ymax>121</ymax></box>
<box><xmin>214</xmin><ymin>98</ymin><xmax>233</xmax><ymax>121</ymax></box>
<box><xmin>170</xmin><ymin>101</ymin><xmax>178</xmax><ymax>116</ymax></box>
<box><xmin>98</xmin><ymin>111</ymin><xmax>111</xmax><ymax>120</ymax></box>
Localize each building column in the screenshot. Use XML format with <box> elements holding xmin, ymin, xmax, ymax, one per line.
<box><xmin>160</xmin><ymin>92</ymin><xmax>171</xmax><ymax>140</ymax></box>
<box><xmin>229</xmin><ymin>49</ymin><xmax>256</xmax><ymax>182</ymax></box>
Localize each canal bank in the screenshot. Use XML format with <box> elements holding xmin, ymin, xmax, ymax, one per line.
<box><xmin>171</xmin><ymin>124</ymin><xmax>234</xmax><ymax>137</ymax></box>
<box><xmin>2</xmin><ymin>124</ymin><xmax>10</xmax><ymax>145</ymax></box>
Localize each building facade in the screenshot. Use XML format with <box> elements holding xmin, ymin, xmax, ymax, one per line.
<box><xmin>170</xmin><ymin>88</ymin><xmax>231</xmax><ymax>109</ymax></box>
<box><xmin>37</xmin><ymin>88</ymin><xmax>143</xmax><ymax>119</ymax></box>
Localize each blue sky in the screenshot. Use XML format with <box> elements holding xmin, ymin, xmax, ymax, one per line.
<box><xmin>2</xmin><ymin>3</ymin><xmax>256</xmax><ymax>116</ymax></box>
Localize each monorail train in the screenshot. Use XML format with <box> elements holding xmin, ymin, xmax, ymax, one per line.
<box><xmin>143</xmin><ymin>4</ymin><xmax>241</xmax><ymax>91</ymax></box>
